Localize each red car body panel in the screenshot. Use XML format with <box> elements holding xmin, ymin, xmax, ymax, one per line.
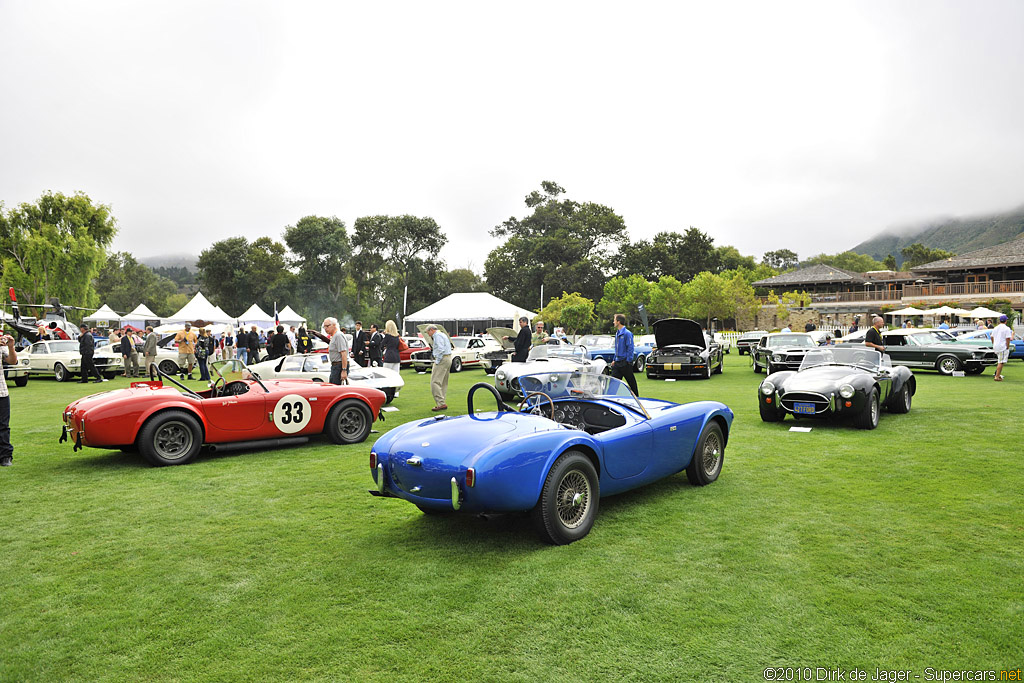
<box><xmin>400</xmin><ymin>337</ymin><xmax>427</xmax><ymax>365</ymax></box>
<box><xmin>63</xmin><ymin>378</ymin><xmax>386</xmax><ymax>449</ymax></box>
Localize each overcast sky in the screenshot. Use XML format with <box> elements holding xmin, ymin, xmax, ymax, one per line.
<box><xmin>2</xmin><ymin>1</ymin><xmax>1022</xmax><ymax>269</ymax></box>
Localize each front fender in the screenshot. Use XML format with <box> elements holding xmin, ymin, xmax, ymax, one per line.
<box><xmin>686</xmin><ymin>405</ymin><xmax>734</xmax><ymax>464</ymax></box>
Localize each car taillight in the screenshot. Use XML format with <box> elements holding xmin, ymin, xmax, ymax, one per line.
<box><xmin>465</xmin><ymin>468</ymin><xmax>475</xmax><ymax>488</ymax></box>
<box><xmin>370</xmin><ymin>452</ymin><xmax>377</xmax><ymax>470</ymax></box>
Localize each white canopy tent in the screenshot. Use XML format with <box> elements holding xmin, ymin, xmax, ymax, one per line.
<box><xmin>82</xmin><ymin>304</ymin><xmax>120</xmax><ymax>326</ymax></box>
<box><xmin>154</xmin><ymin>322</ymin><xmax>233</xmax><ymax>336</ymax></box>
<box><xmin>120</xmin><ymin>303</ymin><xmax>160</xmax><ymax>328</ymax></box>
<box><xmin>404</xmin><ymin>292</ymin><xmax>536</xmax><ymax>335</ymax></box>
<box><xmin>164</xmin><ymin>292</ymin><xmax>235</xmax><ymax>324</ymax></box>
<box><xmin>886</xmin><ymin>306</ymin><xmax>927</xmax><ymax>316</ymax></box>
<box><xmin>237</xmin><ymin>303</ymin><xmax>276</xmax><ymax>330</ymax></box>
<box><xmin>276</xmin><ymin>305</ymin><xmax>306</xmax><ymax>326</ymax></box>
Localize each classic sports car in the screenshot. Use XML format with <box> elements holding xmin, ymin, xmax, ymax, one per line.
<box><xmin>409</xmin><ymin>325</ymin><xmax>502</xmax><ymax>373</ymax></box>
<box><xmin>369</xmin><ymin>372</ymin><xmax>732</xmax><ymax>544</ymax></box>
<box><xmin>493</xmin><ymin>344</ymin><xmax>607</xmax><ymax>397</ymax></box>
<box><xmin>951</xmin><ymin>329</ymin><xmax>1024</xmax><ymax>359</ymax></box>
<box><xmin>21</xmin><ymin>339</ymin><xmax>123</xmax><ymax>381</ymax></box>
<box><xmin>735</xmin><ymin>330</ymin><xmax>767</xmax><ymax>355</ymax></box>
<box><xmin>578</xmin><ymin>334</ymin><xmax>654</xmax><ymax>372</ymax></box>
<box><xmin>3</xmin><ymin>357</ymin><xmax>30</xmax><ymax>387</ymax></box>
<box><xmin>60</xmin><ymin>359</ymin><xmax>386</xmax><ymax>466</ymax></box>
<box><xmin>751</xmin><ymin>333</ymin><xmax>818</xmax><ymax>374</ymax></box>
<box><xmin>247</xmin><ymin>353</ymin><xmax>404</xmax><ymax>403</ymax></box>
<box><xmin>484</xmin><ymin>327</ymin><xmax>575</xmax><ymax>373</ymax></box>
<box><xmin>879</xmin><ymin>329</ymin><xmax>998</xmax><ymax>375</ymax></box>
<box><xmin>758</xmin><ymin>347</ymin><xmax>914</xmax><ymax>429</ymax></box>
<box><xmin>645</xmin><ymin>318</ymin><xmax>724</xmax><ymax>380</ymax></box>
<box><xmin>401</xmin><ymin>336</ymin><xmax>428</xmax><ymax>365</ymax></box>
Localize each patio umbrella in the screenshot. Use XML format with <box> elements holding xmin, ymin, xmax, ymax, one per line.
<box><xmin>950</xmin><ymin>308</ymin><xmax>975</xmax><ymax>316</ymax></box>
<box><xmin>923</xmin><ymin>305</ymin><xmax>958</xmax><ymax>318</ymax></box>
<box><xmin>965</xmin><ymin>306</ymin><xmax>1004</xmax><ymax>318</ymax></box>
<box><xmin>886</xmin><ymin>306</ymin><xmax>927</xmax><ymax>316</ymax></box>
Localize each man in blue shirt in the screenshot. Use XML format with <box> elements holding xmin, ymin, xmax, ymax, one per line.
<box><xmin>610</xmin><ymin>313</ymin><xmax>639</xmax><ymax>395</ymax></box>
<box><xmin>428</xmin><ymin>325</ymin><xmax>453</xmax><ymax>411</ymax></box>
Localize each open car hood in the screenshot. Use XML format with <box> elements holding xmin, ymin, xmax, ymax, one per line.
<box><xmin>653</xmin><ymin>318</ymin><xmax>706</xmax><ymax>350</ymax></box>
<box><xmin>417</xmin><ymin>324</ymin><xmax>451</xmax><ymax>351</ymax></box>
<box><xmin>487</xmin><ymin>327</ymin><xmax>517</xmax><ymax>351</ymax></box>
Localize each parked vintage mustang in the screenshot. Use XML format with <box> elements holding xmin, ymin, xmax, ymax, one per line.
<box><xmin>735</xmin><ymin>330</ymin><xmax>768</xmax><ymax>355</ymax></box>
<box><xmin>21</xmin><ymin>339</ymin><xmax>123</xmax><ymax>381</ymax></box>
<box><xmin>493</xmin><ymin>344</ymin><xmax>606</xmax><ymax>397</ymax></box>
<box><xmin>950</xmin><ymin>329</ymin><xmax>1024</xmax><ymax>359</ymax></box>
<box><xmin>645</xmin><ymin>318</ymin><xmax>724</xmax><ymax>380</ymax></box>
<box><xmin>369</xmin><ymin>371</ymin><xmax>733</xmax><ymax>544</ymax></box>
<box><xmin>751</xmin><ymin>333</ymin><xmax>818</xmax><ymax>374</ymax></box>
<box><xmin>60</xmin><ymin>359</ymin><xmax>386</xmax><ymax>466</ymax></box>
<box><xmin>409</xmin><ymin>325</ymin><xmax>502</xmax><ymax>373</ymax></box>
<box><xmin>577</xmin><ymin>334</ymin><xmax>654</xmax><ymax>372</ymax></box>
<box><xmin>758</xmin><ymin>347</ymin><xmax>914</xmax><ymax>429</ymax></box>
<box><xmin>247</xmin><ymin>353</ymin><xmax>404</xmax><ymax>403</ymax></box>
<box><xmin>878</xmin><ymin>329</ymin><xmax>999</xmax><ymax>375</ymax></box>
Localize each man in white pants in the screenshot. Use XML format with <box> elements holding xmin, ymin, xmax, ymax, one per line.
<box><xmin>991</xmin><ymin>314</ymin><xmax>1013</xmax><ymax>382</ymax></box>
<box><xmin>428</xmin><ymin>325</ymin><xmax>453</xmax><ymax>411</ymax></box>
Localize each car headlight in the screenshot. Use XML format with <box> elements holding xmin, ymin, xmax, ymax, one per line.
<box><xmin>496</xmin><ymin>370</ymin><xmax>505</xmax><ymax>380</ymax></box>
<box><xmin>70</xmin><ymin>360</ymin><xmax>79</xmax><ymax>366</ymax></box>
<box><xmin>760</xmin><ymin>381</ymin><xmax>775</xmax><ymax>396</ymax></box>
<box><xmin>772</xmin><ymin>354</ymin><xmax>783</xmax><ymax>362</ymax></box>
<box><xmin>20</xmin><ymin>359</ymin><xmax>28</xmax><ymax>365</ymax></box>
<box><xmin>839</xmin><ymin>384</ymin><xmax>855</xmax><ymax>399</ymax></box>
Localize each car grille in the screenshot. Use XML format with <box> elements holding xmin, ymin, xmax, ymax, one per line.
<box><xmin>780</xmin><ymin>391</ymin><xmax>831</xmax><ymax>414</ymax></box>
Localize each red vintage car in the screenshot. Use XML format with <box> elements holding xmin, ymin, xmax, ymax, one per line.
<box><xmin>401</xmin><ymin>336</ymin><xmax>428</xmax><ymax>366</ymax></box>
<box><xmin>61</xmin><ymin>359</ymin><xmax>386</xmax><ymax>466</ymax></box>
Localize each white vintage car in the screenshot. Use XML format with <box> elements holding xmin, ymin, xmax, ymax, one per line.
<box><xmin>21</xmin><ymin>339</ymin><xmax>124</xmax><ymax>382</ymax></box>
<box><xmin>3</xmin><ymin>358</ymin><xmax>30</xmax><ymax>387</ymax></box>
<box><xmin>247</xmin><ymin>353</ymin><xmax>404</xmax><ymax>404</ymax></box>
<box><xmin>493</xmin><ymin>344</ymin><xmax>607</xmax><ymax>397</ymax></box>
<box><xmin>409</xmin><ymin>325</ymin><xmax>503</xmax><ymax>373</ymax></box>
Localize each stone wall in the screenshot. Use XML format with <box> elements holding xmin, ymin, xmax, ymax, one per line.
<box><xmin>738</xmin><ymin>305</ymin><xmax>875</xmax><ymax>331</ymax></box>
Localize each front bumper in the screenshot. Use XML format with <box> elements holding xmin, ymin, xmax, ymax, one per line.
<box><xmin>646</xmin><ymin>362</ymin><xmax>709</xmax><ymax>378</ymax></box>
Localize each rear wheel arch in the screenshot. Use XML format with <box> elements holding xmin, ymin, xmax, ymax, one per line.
<box><xmin>135</xmin><ymin>405</ymin><xmax>208</xmax><ymax>446</ymax></box>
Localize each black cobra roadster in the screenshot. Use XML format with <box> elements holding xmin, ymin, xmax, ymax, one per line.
<box><xmin>645</xmin><ymin>318</ymin><xmax>724</xmax><ymax>380</ymax></box>
<box><xmin>757</xmin><ymin>347</ymin><xmax>914</xmax><ymax>429</ymax></box>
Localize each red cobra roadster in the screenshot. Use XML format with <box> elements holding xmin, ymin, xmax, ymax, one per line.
<box><xmin>60</xmin><ymin>359</ymin><xmax>386</xmax><ymax>466</ymax></box>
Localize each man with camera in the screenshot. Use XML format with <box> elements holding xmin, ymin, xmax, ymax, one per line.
<box><xmin>0</xmin><ymin>333</ymin><xmax>16</xmax><ymax>466</ymax></box>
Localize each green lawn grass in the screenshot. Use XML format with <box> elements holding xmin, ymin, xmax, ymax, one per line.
<box><xmin>1</xmin><ymin>355</ymin><xmax>1021</xmax><ymax>680</ymax></box>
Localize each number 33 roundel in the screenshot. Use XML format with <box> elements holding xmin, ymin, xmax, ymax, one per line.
<box><xmin>273</xmin><ymin>394</ymin><xmax>313</xmax><ymax>434</ymax></box>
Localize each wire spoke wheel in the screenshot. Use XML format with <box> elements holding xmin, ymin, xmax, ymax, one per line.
<box><xmin>154</xmin><ymin>421</ymin><xmax>194</xmax><ymax>460</ymax></box>
<box><xmin>702</xmin><ymin>431</ymin><xmax>722</xmax><ymax>476</ymax></box>
<box><xmin>555</xmin><ymin>469</ymin><xmax>592</xmax><ymax>529</ymax></box>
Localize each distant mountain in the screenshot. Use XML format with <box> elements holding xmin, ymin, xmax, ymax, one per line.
<box><xmin>851</xmin><ymin>204</ymin><xmax>1024</xmax><ymax>266</ymax></box>
<box><xmin>138</xmin><ymin>254</ymin><xmax>198</xmax><ymax>272</ymax></box>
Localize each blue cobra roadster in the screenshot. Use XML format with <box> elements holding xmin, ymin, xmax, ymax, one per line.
<box><xmin>369</xmin><ymin>371</ymin><xmax>733</xmax><ymax>544</ymax></box>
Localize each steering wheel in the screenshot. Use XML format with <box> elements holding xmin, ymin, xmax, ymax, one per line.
<box><xmin>210</xmin><ymin>375</ymin><xmax>225</xmax><ymax>398</ymax></box>
<box><xmin>519</xmin><ymin>391</ymin><xmax>555</xmax><ymax>420</ymax></box>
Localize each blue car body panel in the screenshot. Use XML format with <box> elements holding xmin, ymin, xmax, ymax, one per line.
<box><xmin>371</xmin><ymin>396</ymin><xmax>733</xmax><ymax>513</ymax></box>
<box><xmin>586</xmin><ymin>342</ymin><xmax>655</xmax><ymax>364</ymax></box>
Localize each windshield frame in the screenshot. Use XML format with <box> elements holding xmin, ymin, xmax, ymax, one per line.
<box><xmin>516</xmin><ymin>370</ymin><xmax>649</xmax><ymax>419</ymax></box>
<box><xmin>767</xmin><ymin>334</ymin><xmax>816</xmax><ymax>348</ymax></box>
<box><xmin>797</xmin><ymin>347</ymin><xmax>887</xmax><ymax>372</ymax></box>
<box><xmin>211</xmin><ymin>359</ymin><xmax>269</xmax><ymax>393</ymax></box>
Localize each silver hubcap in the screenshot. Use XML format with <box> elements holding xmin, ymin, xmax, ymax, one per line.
<box><xmin>556</xmin><ymin>469</ymin><xmax>591</xmax><ymax>529</ymax></box>
<box><xmin>871</xmin><ymin>397</ymin><xmax>878</xmax><ymax>423</ymax></box>
<box><xmin>338</xmin><ymin>407</ymin><xmax>366</xmax><ymax>437</ymax></box>
<box><xmin>940</xmin><ymin>358</ymin><xmax>957</xmax><ymax>373</ymax></box>
<box><xmin>703</xmin><ymin>432</ymin><xmax>721</xmax><ymax>475</ymax></box>
<box><xmin>154</xmin><ymin>421</ymin><xmax>193</xmax><ymax>459</ymax></box>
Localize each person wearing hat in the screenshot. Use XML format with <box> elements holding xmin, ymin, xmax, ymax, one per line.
<box><xmin>991</xmin><ymin>314</ymin><xmax>1013</xmax><ymax>382</ymax></box>
<box><xmin>174</xmin><ymin>323</ymin><xmax>198</xmax><ymax>380</ymax></box>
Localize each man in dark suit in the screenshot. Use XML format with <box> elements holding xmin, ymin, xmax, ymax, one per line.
<box><xmin>247</xmin><ymin>325</ymin><xmax>261</xmax><ymax>363</ymax></box>
<box><xmin>352</xmin><ymin>321</ymin><xmax>368</xmax><ymax>367</ymax></box>
<box><xmin>368</xmin><ymin>324</ymin><xmax>384</xmax><ymax>367</ymax></box>
<box><xmin>77</xmin><ymin>324</ymin><xmax>105</xmax><ymax>383</ymax></box>
<box><xmin>504</xmin><ymin>316</ymin><xmax>532</xmax><ymax>362</ymax></box>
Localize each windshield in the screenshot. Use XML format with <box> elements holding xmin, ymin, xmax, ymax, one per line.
<box><xmin>517</xmin><ymin>371</ymin><xmax>647</xmax><ymax>417</ymax></box>
<box><xmin>211</xmin><ymin>359</ymin><xmax>249</xmax><ymax>383</ymax></box>
<box><xmin>767</xmin><ymin>334</ymin><xmax>815</xmax><ymax>348</ymax></box>
<box><xmin>931</xmin><ymin>330</ymin><xmax>958</xmax><ymax>342</ymax></box>
<box><xmin>907</xmin><ymin>332</ymin><xmax>944</xmax><ymax>346</ymax></box>
<box><xmin>577</xmin><ymin>335</ymin><xmax>614</xmax><ymax>348</ymax></box>
<box><xmin>47</xmin><ymin>341</ymin><xmax>80</xmax><ymax>353</ymax></box>
<box><xmin>452</xmin><ymin>338</ymin><xmax>469</xmax><ymax>348</ymax></box>
<box><xmin>798</xmin><ymin>347</ymin><xmax>887</xmax><ymax>372</ymax></box>
<box><xmin>527</xmin><ymin>344</ymin><xmax>588</xmax><ymax>362</ymax></box>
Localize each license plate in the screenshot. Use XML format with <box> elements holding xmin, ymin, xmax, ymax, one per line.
<box><xmin>793</xmin><ymin>402</ymin><xmax>816</xmax><ymax>414</ymax></box>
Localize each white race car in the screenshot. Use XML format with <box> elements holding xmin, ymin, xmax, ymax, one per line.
<box><xmin>409</xmin><ymin>324</ymin><xmax>503</xmax><ymax>373</ymax></box>
<box><xmin>21</xmin><ymin>339</ymin><xmax>124</xmax><ymax>382</ymax></box>
<box><xmin>247</xmin><ymin>353</ymin><xmax>404</xmax><ymax>404</ymax></box>
<box><xmin>493</xmin><ymin>344</ymin><xmax>607</xmax><ymax>397</ymax></box>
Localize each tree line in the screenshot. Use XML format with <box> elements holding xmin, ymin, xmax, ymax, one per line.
<box><xmin>0</xmin><ymin>186</ymin><xmax>958</xmax><ymax>331</ymax></box>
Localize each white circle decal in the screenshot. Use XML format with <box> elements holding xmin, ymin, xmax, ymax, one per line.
<box><xmin>273</xmin><ymin>394</ymin><xmax>312</xmax><ymax>434</ymax></box>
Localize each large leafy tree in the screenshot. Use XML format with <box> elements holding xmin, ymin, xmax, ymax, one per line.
<box><xmin>283</xmin><ymin>215</ymin><xmax>352</xmax><ymax>325</ymax></box>
<box><xmin>762</xmin><ymin>249</ymin><xmax>799</xmax><ymax>271</ymax></box>
<box><xmin>596</xmin><ymin>274</ymin><xmax>655</xmax><ymax>328</ymax></box>
<box><xmin>683</xmin><ymin>271</ymin><xmax>734</xmax><ymax>327</ymax></box>
<box><xmin>617</xmin><ymin>228</ymin><xmax>720</xmax><ymax>282</ymax></box>
<box><xmin>900</xmin><ymin>243</ymin><xmax>955</xmax><ymax>270</ymax></box>
<box><xmin>439</xmin><ymin>268</ymin><xmax>489</xmax><ymax>297</ymax></box>
<box><xmin>485</xmin><ymin>182</ymin><xmax>627</xmax><ymax>308</ymax></box>
<box><xmin>351</xmin><ymin>215</ymin><xmax>446</xmax><ymax>325</ymax></box>
<box><xmin>94</xmin><ymin>252</ymin><xmax>179</xmax><ymax>316</ymax></box>
<box><xmin>648</xmin><ymin>275</ymin><xmax>687</xmax><ymax>319</ymax></box>
<box><xmin>0</xmin><ymin>191</ymin><xmax>117</xmax><ymax>308</ymax></box>
<box><xmin>715</xmin><ymin>245</ymin><xmax>757</xmax><ymax>272</ymax></box>
<box><xmin>534</xmin><ymin>291</ymin><xmax>595</xmax><ymax>335</ymax></box>
<box><xmin>197</xmin><ymin>236</ymin><xmax>296</xmax><ymax>316</ymax></box>
<box><xmin>802</xmin><ymin>251</ymin><xmax>884</xmax><ymax>272</ymax></box>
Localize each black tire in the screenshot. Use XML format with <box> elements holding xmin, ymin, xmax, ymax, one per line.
<box><xmin>138</xmin><ymin>410</ymin><xmax>203</xmax><ymax>466</ymax></box>
<box><xmin>713</xmin><ymin>354</ymin><xmax>723</xmax><ymax>374</ymax></box>
<box><xmin>686</xmin><ymin>421</ymin><xmax>725</xmax><ymax>485</ymax></box>
<box><xmin>325</xmin><ymin>399</ymin><xmax>372</xmax><ymax>444</ymax></box>
<box><xmin>531</xmin><ymin>450</ymin><xmax>599</xmax><ymax>545</ymax></box>
<box><xmin>759</xmin><ymin>401</ymin><xmax>782</xmax><ymax>422</ymax></box>
<box><xmin>855</xmin><ymin>388</ymin><xmax>880</xmax><ymax>430</ymax></box>
<box><xmin>54</xmin><ymin>363</ymin><xmax>70</xmax><ymax>383</ymax></box>
<box><xmin>634</xmin><ymin>354</ymin><xmax>646</xmax><ymax>372</ymax></box>
<box><xmin>158</xmin><ymin>359</ymin><xmax>179</xmax><ymax>375</ymax></box>
<box><xmin>889</xmin><ymin>382</ymin><xmax>912</xmax><ymax>414</ymax></box>
<box><xmin>702</xmin><ymin>362</ymin><xmax>712</xmax><ymax>380</ymax></box>
<box><xmin>451</xmin><ymin>356</ymin><xmax>462</xmax><ymax>373</ymax></box>
<box><xmin>752</xmin><ymin>358</ymin><xmax>762</xmax><ymax>373</ymax></box>
<box><xmin>383</xmin><ymin>387</ymin><xmax>396</xmax><ymax>404</ymax></box>
<box><xmin>104</xmin><ymin>372</ymin><xmax>117</xmax><ymax>380</ymax></box>
<box><xmin>964</xmin><ymin>366</ymin><xmax>984</xmax><ymax>375</ymax></box>
<box><xmin>935</xmin><ymin>355</ymin><xmax>962</xmax><ymax>376</ymax></box>
<box><xmin>14</xmin><ymin>375</ymin><xmax>28</xmax><ymax>387</ymax></box>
